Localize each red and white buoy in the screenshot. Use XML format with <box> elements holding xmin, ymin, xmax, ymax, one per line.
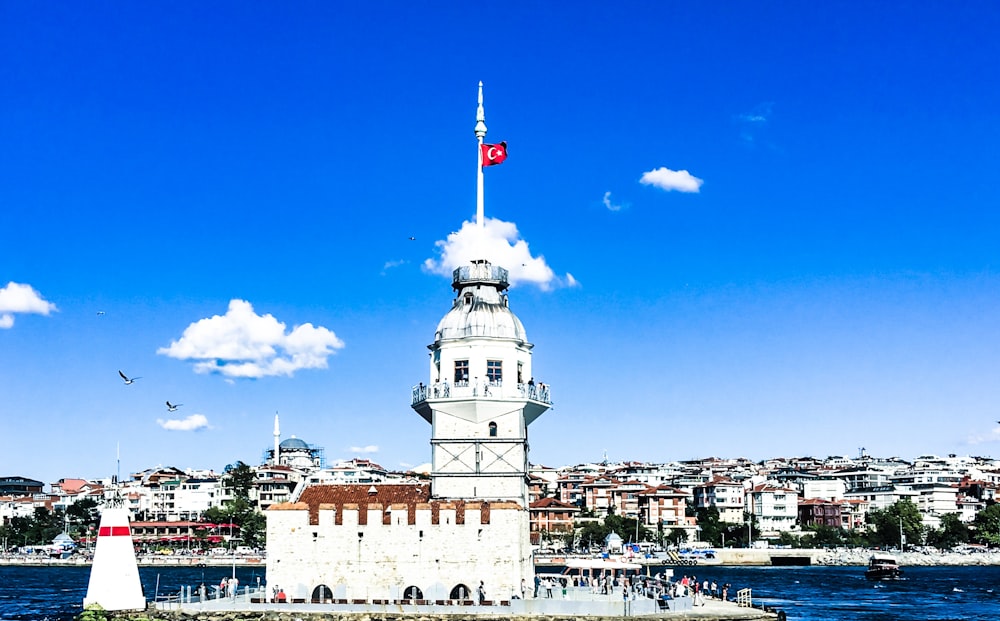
<box><xmin>83</xmin><ymin>506</ymin><xmax>145</xmax><ymax>610</ymax></box>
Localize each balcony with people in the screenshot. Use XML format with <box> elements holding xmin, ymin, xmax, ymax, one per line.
<box><xmin>411</xmin><ymin>379</ymin><xmax>550</xmax><ymax>405</ymax></box>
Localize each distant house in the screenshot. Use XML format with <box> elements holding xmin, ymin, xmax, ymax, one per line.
<box><xmin>693</xmin><ymin>477</ymin><xmax>745</xmax><ymax>523</ymax></box>
<box><xmin>0</xmin><ymin>476</ymin><xmax>44</xmax><ymax>496</ymax></box>
<box><xmin>529</xmin><ymin>497</ymin><xmax>580</xmax><ymax>545</ymax></box>
<box><xmin>797</xmin><ymin>498</ymin><xmax>845</xmax><ymax>529</ymax></box>
<box><xmin>746</xmin><ymin>484</ymin><xmax>798</xmax><ymax>533</ymax></box>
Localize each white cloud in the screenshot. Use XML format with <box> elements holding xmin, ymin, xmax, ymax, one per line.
<box><xmin>736</xmin><ymin>102</ymin><xmax>775</xmax><ymax>145</ymax></box>
<box><xmin>423</xmin><ymin>217</ymin><xmax>577</xmax><ymax>291</ymax></box>
<box><xmin>0</xmin><ymin>282</ymin><xmax>57</xmax><ymax>329</ymax></box>
<box><xmin>602</xmin><ymin>191</ymin><xmax>624</xmax><ymax>212</ymax></box>
<box><xmin>639</xmin><ymin>167</ymin><xmax>704</xmax><ymax>193</ymax></box>
<box><xmin>158</xmin><ymin>299</ymin><xmax>345</xmax><ymax>378</ymax></box>
<box><xmin>349</xmin><ymin>445</ymin><xmax>379</xmax><ymax>454</ymax></box>
<box><xmin>381</xmin><ymin>259</ymin><xmax>406</xmax><ymax>275</ymax></box>
<box><xmin>157</xmin><ymin>414</ymin><xmax>210</xmax><ymax>432</ymax></box>
<box><xmin>967</xmin><ymin>425</ymin><xmax>1000</xmax><ymax>445</ymax></box>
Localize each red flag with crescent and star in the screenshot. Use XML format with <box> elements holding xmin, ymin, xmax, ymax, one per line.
<box><xmin>480</xmin><ymin>141</ymin><xmax>508</xmax><ymax>167</ymax></box>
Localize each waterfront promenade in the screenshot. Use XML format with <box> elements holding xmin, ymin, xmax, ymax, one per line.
<box><xmin>145</xmin><ymin>586</ymin><xmax>775</xmax><ymax>620</ymax></box>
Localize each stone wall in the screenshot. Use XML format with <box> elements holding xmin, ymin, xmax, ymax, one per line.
<box><xmin>267</xmin><ymin>503</ymin><xmax>531</xmax><ymax>603</ymax></box>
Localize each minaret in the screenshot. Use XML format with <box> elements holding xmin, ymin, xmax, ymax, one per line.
<box><xmin>273</xmin><ymin>413</ymin><xmax>281</xmax><ymax>466</ymax></box>
<box><xmin>412</xmin><ymin>83</ymin><xmax>551</xmax><ymax>505</ymax></box>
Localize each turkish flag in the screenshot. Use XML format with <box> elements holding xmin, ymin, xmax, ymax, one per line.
<box><xmin>481</xmin><ymin>141</ymin><xmax>508</xmax><ymax>166</ymax></box>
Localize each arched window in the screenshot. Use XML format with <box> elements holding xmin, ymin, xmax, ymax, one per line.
<box><xmin>450</xmin><ymin>583</ymin><xmax>471</xmax><ymax>600</ymax></box>
<box><xmin>488</xmin><ymin>422</ymin><xmax>498</xmax><ymax>437</ymax></box>
<box><xmin>403</xmin><ymin>585</ymin><xmax>423</xmax><ymax>600</ymax></box>
<box><xmin>311</xmin><ymin>584</ymin><xmax>333</xmax><ymax>603</ymax></box>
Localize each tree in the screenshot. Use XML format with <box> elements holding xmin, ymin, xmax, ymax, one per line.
<box><xmin>866</xmin><ymin>500</ymin><xmax>923</xmax><ymax>549</ymax></box>
<box><xmin>223</xmin><ymin>461</ymin><xmax>256</xmax><ymax>501</ymax></box>
<box><xmin>777</xmin><ymin>531</ymin><xmax>802</xmax><ymax>548</ymax></box>
<box><xmin>804</xmin><ymin>524</ymin><xmax>844</xmax><ymax>548</ymax></box>
<box><xmin>926</xmin><ymin>513</ymin><xmax>970</xmax><ymax>550</ymax></box>
<box><xmin>603</xmin><ymin>513</ymin><xmax>652</xmax><ymax>543</ymax></box>
<box><xmin>23</xmin><ymin>507</ymin><xmax>64</xmax><ymax>545</ymax></box>
<box><xmin>577</xmin><ymin>521</ymin><xmax>609</xmax><ymax>550</ymax></box>
<box><xmin>66</xmin><ymin>498</ymin><xmax>100</xmax><ymax>535</ymax></box>
<box><xmin>973</xmin><ymin>503</ymin><xmax>1000</xmax><ymax>546</ymax></box>
<box><xmin>217</xmin><ymin>461</ymin><xmax>266</xmax><ymax>548</ymax></box>
<box><xmin>695</xmin><ymin>506</ymin><xmax>723</xmax><ymax>547</ymax></box>
<box><xmin>665</xmin><ymin>528</ymin><xmax>688</xmax><ymax>547</ymax></box>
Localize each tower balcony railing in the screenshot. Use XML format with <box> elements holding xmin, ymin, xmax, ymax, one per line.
<box><xmin>452</xmin><ymin>262</ymin><xmax>509</xmax><ymax>289</ymax></box>
<box><xmin>411</xmin><ymin>380</ymin><xmax>550</xmax><ymax>405</ymax></box>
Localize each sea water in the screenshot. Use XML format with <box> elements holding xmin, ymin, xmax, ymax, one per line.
<box><xmin>2</xmin><ymin>564</ymin><xmax>998</xmax><ymax>621</ymax></box>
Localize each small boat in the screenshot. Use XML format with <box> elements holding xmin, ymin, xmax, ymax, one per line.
<box><xmin>865</xmin><ymin>554</ymin><xmax>903</xmax><ymax>580</ymax></box>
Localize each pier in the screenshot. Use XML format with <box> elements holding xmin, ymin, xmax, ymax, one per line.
<box><xmin>141</xmin><ymin>583</ymin><xmax>775</xmax><ymax>620</ymax></box>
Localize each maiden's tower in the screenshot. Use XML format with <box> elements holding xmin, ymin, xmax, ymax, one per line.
<box><xmin>264</xmin><ymin>82</ymin><xmax>552</xmax><ymax>603</ymax></box>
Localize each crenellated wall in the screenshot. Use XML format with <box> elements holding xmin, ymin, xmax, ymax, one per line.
<box><xmin>266</xmin><ymin>500</ymin><xmax>531</xmax><ymax>604</ymax></box>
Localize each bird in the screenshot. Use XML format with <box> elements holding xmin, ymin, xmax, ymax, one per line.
<box><xmin>96</xmin><ymin>311</ymin><xmax>106</xmax><ymax>316</ymax></box>
<box><xmin>408</xmin><ymin>236</ymin><xmax>416</xmax><ymax>241</ymax></box>
<box><xmin>118</xmin><ymin>370</ymin><xmax>141</xmax><ymax>385</ymax></box>
<box><xmin>165</xmin><ymin>401</ymin><xmax>183</xmax><ymax>412</ymax></box>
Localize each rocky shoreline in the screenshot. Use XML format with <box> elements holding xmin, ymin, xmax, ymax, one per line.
<box><xmin>814</xmin><ymin>548</ymin><xmax>1000</xmax><ymax>566</ymax></box>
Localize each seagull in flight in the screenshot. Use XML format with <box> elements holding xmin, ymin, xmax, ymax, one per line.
<box><xmin>96</xmin><ymin>311</ymin><xmax>106</xmax><ymax>316</ymax></box>
<box><xmin>166</xmin><ymin>401</ymin><xmax>183</xmax><ymax>412</ymax></box>
<box><xmin>118</xmin><ymin>370</ymin><xmax>141</xmax><ymax>385</ymax></box>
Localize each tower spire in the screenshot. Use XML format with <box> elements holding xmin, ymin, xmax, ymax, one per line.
<box><xmin>475</xmin><ymin>81</ymin><xmax>487</xmax><ymax>228</ymax></box>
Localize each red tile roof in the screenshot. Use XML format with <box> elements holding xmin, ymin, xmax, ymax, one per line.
<box><xmin>281</xmin><ymin>484</ymin><xmax>525</xmax><ymax>525</ymax></box>
<box><xmin>529</xmin><ymin>497</ymin><xmax>580</xmax><ymax>510</ymax></box>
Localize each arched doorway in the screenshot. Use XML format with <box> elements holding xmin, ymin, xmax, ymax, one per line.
<box><xmin>311</xmin><ymin>584</ymin><xmax>333</xmax><ymax>603</ymax></box>
<box><xmin>403</xmin><ymin>585</ymin><xmax>423</xmax><ymax>600</ymax></box>
<box><xmin>450</xmin><ymin>584</ymin><xmax>471</xmax><ymax>600</ymax></box>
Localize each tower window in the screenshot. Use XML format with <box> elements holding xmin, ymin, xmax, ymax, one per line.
<box><xmin>487</xmin><ymin>360</ymin><xmax>502</xmax><ymax>384</ymax></box>
<box><xmin>454</xmin><ymin>360</ymin><xmax>469</xmax><ymax>384</ymax></box>
<box><xmin>489</xmin><ymin>422</ymin><xmax>497</xmax><ymax>437</ymax></box>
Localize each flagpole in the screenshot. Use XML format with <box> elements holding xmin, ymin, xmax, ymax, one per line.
<box><xmin>474</xmin><ymin>81</ymin><xmax>487</xmax><ymax>228</ymax></box>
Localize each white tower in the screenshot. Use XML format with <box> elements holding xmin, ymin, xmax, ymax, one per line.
<box><xmin>273</xmin><ymin>413</ymin><xmax>280</xmax><ymax>466</ymax></box>
<box><xmin>411</xmin><ymin>82</ymin><xmax>551</xmax><ymax>505</ymax></box>
<box><xmin>83</xmin><ymin>501</ymin><xmax>145</xmax><ymax>611</ymax></box>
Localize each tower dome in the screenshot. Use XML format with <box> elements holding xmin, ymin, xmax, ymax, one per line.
<box><xmin>434</xmin><ymin>260</ymin><xmax>527</xmax><ymax>343</ymax></box>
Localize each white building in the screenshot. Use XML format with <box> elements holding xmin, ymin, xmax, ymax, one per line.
<box><xmin>265</xmin><ymin>83</ymin><xmax>551</xmax><ymax>604</ymax></box>
<box><xmin>746</xmin><ymin>484</ymin><xmax>798</xmax><ymax>533</ymax></box>
<box><xmin>693</xmin><ymin>477</ymin><xmax>745</xmax><ymax>523</ymax></box>
<box><xmin>802</xmin><ymin>479</ymin><xmax>846</xmax><ymax>501</ymax></box>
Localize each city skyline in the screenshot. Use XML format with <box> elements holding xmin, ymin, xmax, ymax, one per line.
<box><xmin>3</xmin><ymin>4</ymin><xmax>1000</xmax><ymax>487</ymax></box>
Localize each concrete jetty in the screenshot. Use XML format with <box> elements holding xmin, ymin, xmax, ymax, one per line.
<box><xmin>138</xmin><ymin>585</ymin><xmax>776</xmax><ymax>620</ymax></box>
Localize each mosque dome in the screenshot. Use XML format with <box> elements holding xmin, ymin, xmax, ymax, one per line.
<box><xmin>434</xmin><ymin>260</ymin><xmax>527</xmax><ymax>343</ymax></box>
<box><xmin>279</xmin><ymin>437</ymin><xmax>309</xmax><ymax>450</ymax></box>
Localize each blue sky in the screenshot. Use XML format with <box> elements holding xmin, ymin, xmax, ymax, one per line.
<box><xmin>3</xmin><ymin>3</ymin><xmax>1000</xmax><ymax>487</ymax></box>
